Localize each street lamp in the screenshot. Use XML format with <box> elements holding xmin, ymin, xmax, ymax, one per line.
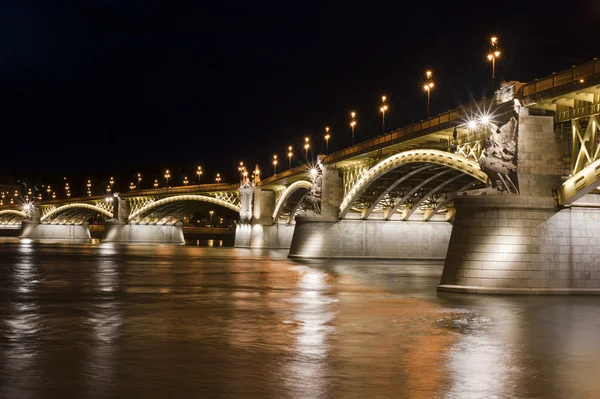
<box><xmin>273</xmin><ymin>155</ymin><xmax>278</xmax><ymax>174</ymax></box>
<box><xmin>196</xmin><ymin>166</ymin><xmax>203</xmax><ymax>183</ymax></box>
<box><xmin>153</xmin><ymin>179</ymin><xmax>159</xmax><ymax>188</ymax></box>
<box><xmin>109</xmin><ymin>177</ymin><xmax>114</xmax><ymax>192</ymax></box>
<box><xmin>137</xmin><ymin>172</ymin><xmax>142</xmax><ymax>189</ymax></box>
<box><xmin>183</xmin><ymin>176</ymin><xmax>189</xmax><ymax>185</ymax></box>
<box><xmin>424</xmin><ymin>71</ymin><xmax>434</xmax><ymax>118</ymax></box>
<box><xmin>304</xmin><ymin>137</ymin><xmax>310</xmax><ymax>158</ymax></box>
<box><xmin>47</xmin><ymin>186</ymin><xmax>51</xmax><ymax>200</ymax></box>
<box><xmin>487</xmin><ymin>36</ymin><xmax>501</xmax><ymax>93</ymax></box>
<box><xmin>287</xmin><ymin>146</ymin><xmax>293</xmax><ymax>168</ymax></box>
<box><xmin>380</xmin><ymin>96</ymin><xmax>388</xmax><ymax>134</ymax></box>
<box><xmin>209</xmin><ymin>210</ymin><xmax>214</xmax><ymax>227</ymax></box>
<box><xmin>215</xmin><ymin>173</ymin><xmax>221</xmax><ymax>183</ymax></box>
<box><xmin>350</xmin><ymin>112</ymin><xmax>357</xmax><ymax>145</ymax></box>
<box><xmin>129</xmin><ymin>182</ymin><xmax>135</xmax><ymax>190</ymax></box>
<box><xmin>324</xmin><ymin>127</ymin><xmax>331</xmax><ymax>154</ymax></box>
<box><xmin>164</xmin><ymin>169</ymin><xmax>171</xmax><ymax>187</ymax></box>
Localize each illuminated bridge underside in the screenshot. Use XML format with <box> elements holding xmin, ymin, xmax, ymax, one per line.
<box><xmin>272</xmin><ymin>180</ymin><xmax>312</xmax><ymax>224</ymax></box>
<box><xmin>339</xmin><ymin>150</ymin><xmax>487</xmax><ymax>219</ymax></box>
<box><xmin>0</xmin><ymin>210</ymin><xmax>28</xmax><ymax>224</ymax></box>
<box><xmin>40</xmin><ymin>203</ymin><xmax>113</xmax><ymax>224</ymax></box>
<box><xmin>128</xmin><ymin>194</ymin><xmax>240</xmax><ymax>224</ymax></box>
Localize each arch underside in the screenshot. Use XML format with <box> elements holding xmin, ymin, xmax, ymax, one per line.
<box><xmin>0</xmin><ymin>210</ymin><xmax>27</xmax><ymax>225</ymax></box>
<box><xmin>129</xmin><ymin>196</ymin><xmax>240</xmax><ymax>225</ymax></box>
<box><xmin>274</xmin><ymin>187</ymin><xmax>310</xmax><ymax>224</ymax></box>
<box><xmin>344</xmin><ymin>162</ymin><xmax>484</xmax><ymax>221</ymax></box>
<box><xmin>41</xmin><ymin>205</ymin><xmax>111</xmax><ymax>225</ymax></box>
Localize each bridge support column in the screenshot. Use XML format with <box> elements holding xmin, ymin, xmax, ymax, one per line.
<box><xmin>438</xmin><ymin>196</ymin><xmax>600</xmax><ymax>294</ymax></box>
<box><xmin>438</xmin><ymin>108</ymin><xmax>600</xmax><ymax>294</ymax></box>
<box><xmin>234</xmin><ymin>189</ymin><xmax>295</xmax><ymax>249</ymax></box>
<box><xmin>102</xmin><ymin>196</ymin><xmax>184</xmax><ymax>244</ymax></box>
<box><xmin>19</xmin><ymin>206</ymin><xmax>92</xmax><ymax>240</ymax></box>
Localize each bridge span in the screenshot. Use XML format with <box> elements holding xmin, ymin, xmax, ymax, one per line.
<box><xmin>3</xmin><ymin>58</ymin><xmax>600</xmax><ymax>294</ymax></box>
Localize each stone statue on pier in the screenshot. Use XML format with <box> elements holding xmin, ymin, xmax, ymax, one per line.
<box><xmin>478</xmin><ymin>99</ymin><xmax>521</xmax><ymax>194</ymax></box>
<box><xmin>297</xmin><ymin>165</ymin><xmax>323</xmax><ymax>216</ymax></box>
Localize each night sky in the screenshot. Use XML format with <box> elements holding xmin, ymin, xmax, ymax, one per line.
<box><xmin>1</xmin><ymin>0</ymin><xmax>598</xmax><ymax>194</ymax></box>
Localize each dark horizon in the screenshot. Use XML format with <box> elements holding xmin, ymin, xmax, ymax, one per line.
<box><xmin>1</xmin><ymin>0</ymin><xmax>598</xmax><ymax>193</ymax></box>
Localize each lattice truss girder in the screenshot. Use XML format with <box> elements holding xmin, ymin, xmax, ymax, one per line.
<box><xmin>454</xmin><ymin>126</ymin><xmax>492</xmax><ymax>162</ymax></box>
<box><xmin>342</xmin><ymin>163</ymin><xmax>371</xmax><ymax>197</ymax></box>
<box><xmin>40</xmin><ymin>201</ymin><xmax>114</xmax><ymax>224</ymax></box>
<box><xmin>571</xmin><ymin>114</ymin><xmax>600</xmax><ymax>175</ymax></box>
<box><xmin>127</xmin><ymin>192</ymin><xmax>240</xmax><ymax>225</ymax></box>
<box><xmin>349</xmin><ymin>163</ymin><xmax>482</xmax><ymax>220</ymax></box>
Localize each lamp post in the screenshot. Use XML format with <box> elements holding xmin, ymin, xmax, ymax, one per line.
<box><xmin>209</xmin><ymin>210</ymin><xmax>214</xmax><ymax>227</ymax></box>
<box><xmin>183</xmin><ymin>176</ymin><xmax>189</xmax><ymax>186</ymax></box>
<box><xmin>196</xmin><ymin>166</ymin><xmax>203</xmax><ymax>184</ymax></box>
<box><xmin>380</xmin><ymin>96</ymin><xmax>388</xmax><ymax>134</ymax></box>
<box><xmin>153</xmin><ymin>179</ymin><xmax>159</xmax><ymax>189</ymax></box>
<box><xmin>424</xmin><ymin>71</ymin><xmax>434</xmax><ymax>118</ymax></box>
<box><xmin>215</xmin><ymin>173</ymin><xmax>221</xmax><ymax>183</ymax></box>
<box><xmin>47</xmin><ymin>186</ymin><xmax>51</xmax><ymax>200</ymax></box>
<box><xmin>109</xmin><ymin>177</ymin><xmax>114</xmax><ymax>192</ymax></box>
<box><xmin>137</xmin><ymin>172</ymin><xmax>142</xmax><ymax>189</ymax></box>
<box><xmin>87</xmin><ymin>180</ymin><xmax>92</xmax><ymax>196</ymax></box>
<box><xmin>324</xmin><ymin>127</ymin><xmax>330</xmax><ymax>154</ymax></box>
<box><xmin>287</xmin><ymin>146</ymin><xmax>293</xmax><ymax>168</ymax></box>
<box><xmin>304</xmin><ymin>137</ymin><xmax>310</xmax><ymax>158</ymax></box>
<box><xmin>487</xmin><ymin>36</ymin><xmax>501</xmax><ymax>94</ymax></box>
<box><xmin>273</xmin><ymin>155</ymin><xmax>278</xmax><ymax>174</ymax></box>
<box><xmin>350</xmin><ymin>112</ymin><xmax>357</xmax><ymax>145</ymax></box>
<box><xmin>164</xmin><ymin>169</ymin><xmax>170</xmax><ymax>187</ymax></box>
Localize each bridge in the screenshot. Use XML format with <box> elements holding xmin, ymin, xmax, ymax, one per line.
<box><xmin>2</xmin><ymin>58</ymin><xmax>600</xmax><ymax>294</ymax></box>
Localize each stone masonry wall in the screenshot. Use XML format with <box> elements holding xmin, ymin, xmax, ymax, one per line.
<box><xmin>439</xmin><ymin>196</ymin><xmax>600</xmax><ymax>293</ymax></box>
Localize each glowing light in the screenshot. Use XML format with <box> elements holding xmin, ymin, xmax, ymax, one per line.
<box><xmin>487</xmin><ymin>54</ymin><xmax>493</xmax><ymax>60</ymax></box>
<box><xmin>481</xmin><ymin>115</ymin><xmax>490</xmax><ymax>124</ymax></box>
<box><xmin>310</xmin><ymin>168</ymin><xmax>318</xmax><ymax>176</ymax></box>
<box><xmin>468</xmin><ymin>120</ymin><xmax>477</xmax><ymax>130</ymax></box>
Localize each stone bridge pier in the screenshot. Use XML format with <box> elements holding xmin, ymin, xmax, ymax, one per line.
<box><xmin>103</xmin><ymin>196</ymin><xmax>185</xmax><ymax>244</ymax></box>
<box><xmin>234</xmin><ymin>187</ymin><xmax>295</xmax><ymax>249</ymax></box>
<box><xmin>288</xmin><ymin>165</ymin><xmax>452</xmax><ymax>259</ymax></box>
<box><xmin>20</xmin><ymin>206</ymin><xmax>92</xmax><ymax>240</ymax></box>
<box><xmin>438</xmin><ymin>108</ymin><xmax>600</xmax><ymax>294</ymax></box>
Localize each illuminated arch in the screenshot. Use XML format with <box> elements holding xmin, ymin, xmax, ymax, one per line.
<box><xmin>272</xmin><ymin>180</ymin><xmax>313</xmax><ymax>222</ymax></box>
<box><xmin>339</xmin><ymin>149</ymin><xmax>487</xmax><ymax>218</ymax></box>
<box><xmin>0</xmin><ymin>210</ymin><xmax>28</xmax><ymax>219</ymax></box>
<box><xmin>128</xmin><ymin>195</ymin><xmax>240</xmax><ymax>221</ymax></box>
<box><xmin>40</xmin><ymin>203</ymin><xmax>113</xmax><ymax>222</ymax></box>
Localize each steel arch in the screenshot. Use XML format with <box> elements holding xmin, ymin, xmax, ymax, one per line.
<box><xmin>0</xmin><ymin>210</ymin><xmax>28</xmax><ymax>219</ymax></box>
<box><xmin>40</xmin><ymin>203</ymin><xmax>113</xmax><ymax>223</ymax></box>
<box><xmin>271</xmin><ymin>180</ymin><xmax>313</xmax><ymax>222</ymax></box>
<box><xmin>339</xmin><ymin>149</ymin><xmax>487</xmax><ymax>218</ymax></box>
<box><xmin>128</xmin><ymin>195</ymin><xmax>240</xmax><ymax>221</ymax></box>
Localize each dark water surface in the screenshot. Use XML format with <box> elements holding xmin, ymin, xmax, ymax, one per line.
<box><xmin>1</xmin><ymin>238</ymin><xmax>599</xmax><ymax>398</ymax></box>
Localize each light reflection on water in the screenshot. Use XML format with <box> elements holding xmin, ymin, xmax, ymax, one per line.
<box><xmin>0</xmin><ymin>237</ymin><xmax>599</xmax><ymax>398</ymax></box>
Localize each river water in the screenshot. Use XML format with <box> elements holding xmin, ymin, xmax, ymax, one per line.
<box><xmin>0</xmin><ymin>237</ymin><xmax>599</xmax><ymax>399</ymax></box>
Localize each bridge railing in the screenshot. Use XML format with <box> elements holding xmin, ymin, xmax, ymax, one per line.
<box><xmin>258</xmin><ymin>164</ymin><xmax>310</xmax><ymax>186</ymax></box>
<box><xmin>521</xmin><ymin>58</ymin><xmax>600</xmax><ymax>97</ymax></box>
<box><xmin>322</xmin><ymin>103</ymin><xmax>488</xmax><ymax>165</ymax></box>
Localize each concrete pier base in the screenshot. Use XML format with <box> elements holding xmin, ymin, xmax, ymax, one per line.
<box><xmin>234</xmin><ymin>223</ymin><xmax>295</xmax><ymax>249</ymax></box>
<box><xmin>288</xmin><ymin>217</ymin><xmax>452</xmax><ymax>259</ymax></box>
<box><xmin>103</xmin><ymin>221</ymin><xmax>184</xmax><ymax>244</ymax></box>
<box><xmin>19</xmin><ymin>221</ymin><xmax>91</xmax><ymax>240</ymax></box>
<box><xmin>438</xmin><ymin>196</ymin><xmax>600</xmax><ymax>294</ymax></box>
